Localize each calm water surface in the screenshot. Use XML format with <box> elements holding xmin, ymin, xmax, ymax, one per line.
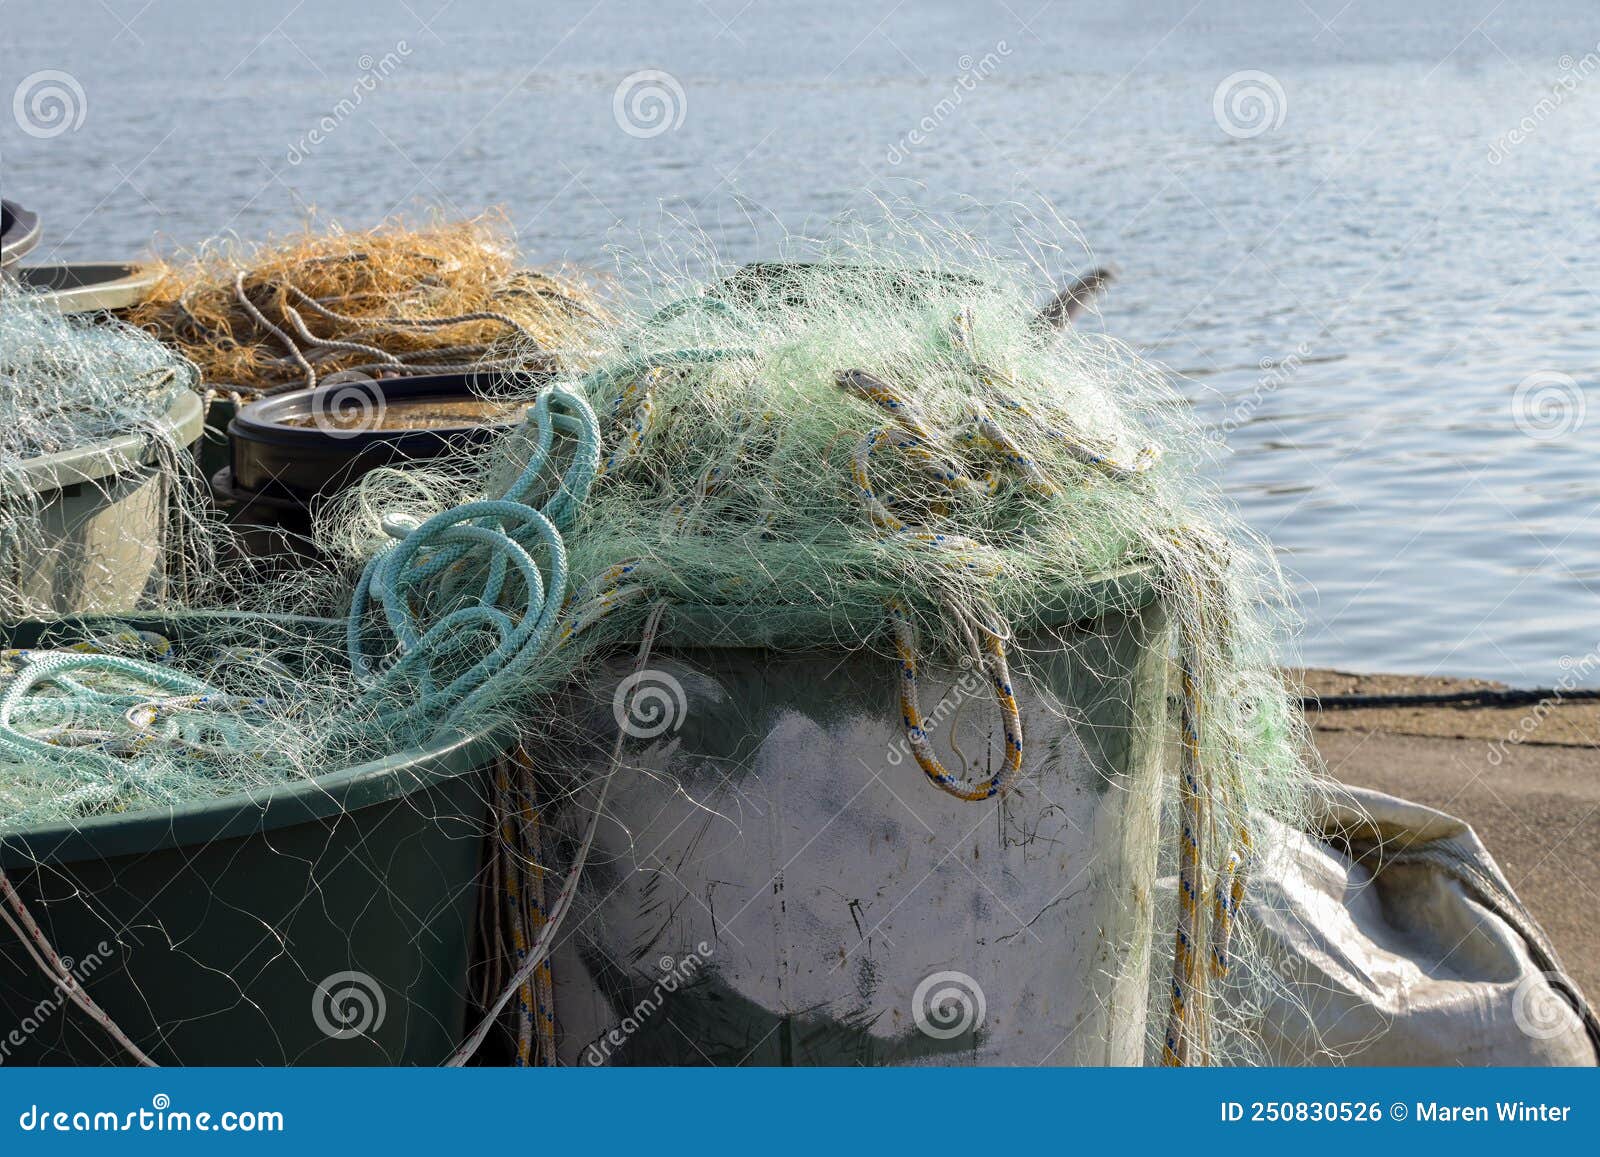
<box><xmin>4</xmin><ymin>0</ymin><xmax>1598</xmax><ymax>683</ymax></box>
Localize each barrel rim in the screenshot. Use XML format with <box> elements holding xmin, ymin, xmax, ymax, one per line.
<box><xmin>229</xmin><ymin>371</ymin><xmax>535</xmax><ymax>451</ymax></box>
<box><xmin>10</xmin><ymin>260</ymin><xmax>160</xmax><ymax>314</ymax></box>
<box><xmin>652</xmin><ymin>563</ymin><xmax>1159</xmax><ymax>652</ymax></box>
<box><xmin>0</xmin><ymin>199</ymin><xmax>42</xmax><ymax>268</ymax></box>
<box><xmin>227</xmin><ymin>371</ymin><xmax>535</xmax><ymax>499</ymax></box>
<box><xmin>7</xmin><ymin>387</ymin><xmax>204</xmax><ymax>494</ymax></box>
<box><xmin>0</xmin><ymin>611</ymin><xmax>504</xmax><ymax>868</ymax></box>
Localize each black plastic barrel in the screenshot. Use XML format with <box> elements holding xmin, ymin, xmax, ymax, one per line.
<box><xmin>215</xmin><ymin>372</ymin><xmax>532</xmax><ymax>559</ymax></box>
<box><xmin>0</xmin><ymin>612</ymin><xmax>501</xmax><ymax>1065</ymax></box>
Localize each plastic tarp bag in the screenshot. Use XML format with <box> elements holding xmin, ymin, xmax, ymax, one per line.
<box><xmin>1238</xmin><ymin>785</ymin><xmax>1599</xmax><ymax>1066</ymax></box>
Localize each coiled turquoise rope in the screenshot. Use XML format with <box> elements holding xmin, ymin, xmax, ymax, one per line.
<box><xmin>0</xmin><ymin>381</ymin><xmax>605</xmax><ymax>807</ymax></box>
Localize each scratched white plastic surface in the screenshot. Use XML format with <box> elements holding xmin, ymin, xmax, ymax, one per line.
<box><xmin>549</xmin><ymin>634</ymin><xmax>1167</xmax><ymax>1066</ymax></box>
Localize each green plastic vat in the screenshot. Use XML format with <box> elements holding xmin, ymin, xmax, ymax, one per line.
<box><xmin>0</xmin><ymin>612</ymin><xmax>501</xmax><ymax>1065</ymax></box>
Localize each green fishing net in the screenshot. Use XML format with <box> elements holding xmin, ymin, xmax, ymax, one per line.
<box><xmin>0</xmin><ymin>219</ymin><xmax>1315</xmax><ymax>1065</ymax></box>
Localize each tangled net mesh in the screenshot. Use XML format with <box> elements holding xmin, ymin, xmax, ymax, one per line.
<box><xmin>0</xmin><ymin>294</ymin><xmax>217</xmax><ymax>618</ymax></box>
<box><xmin>0</xmin><ymin>210</ymin><xmax>1315</xmax><ymax>1066</ymax></box>
<box><xmin>127</xmin><ymin>213</ymin><xmax>607</xmax><ymax>395</ymax></box>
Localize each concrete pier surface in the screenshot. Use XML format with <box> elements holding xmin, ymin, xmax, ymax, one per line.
<box><xmin>1298</xmin><ymin>669</ymin><xmax>1600</xmax><ymax>1002</ymax></box>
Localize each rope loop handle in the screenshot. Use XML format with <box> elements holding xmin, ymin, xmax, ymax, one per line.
<box><xmin>888</xmin><ymin>600</ymin><xmax>1023</xmax><ymax>801</ymax></box>
<box><xmin>837</xmin><ymin>367</ymin><xmax>1026</xmax><ymax>801</ymax></box>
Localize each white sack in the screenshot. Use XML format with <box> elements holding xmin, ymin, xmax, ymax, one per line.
<box><xmin>1240</xmin><ymin>785</ymin><xmax>1597</xmax><ymax>1066</ymax></box>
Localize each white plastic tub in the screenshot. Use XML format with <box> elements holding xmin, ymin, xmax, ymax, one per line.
<box><xmin>546</xmin><ymin>573</ymin><xmax>1170</xmax><ymax>1066</ymax></box>
<box><xmin>2</xmin><ymin>388</ymin><xmax>204</xmax><ymax>615</ymax></box>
